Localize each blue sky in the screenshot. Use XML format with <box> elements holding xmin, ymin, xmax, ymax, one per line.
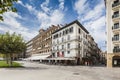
<box><xmin>0</xmin><ymin>0</ymin><xmax>106</xmax><ymax>51</ymax></box>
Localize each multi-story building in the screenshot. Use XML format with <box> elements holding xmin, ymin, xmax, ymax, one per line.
<box><xmin>87</xmin><ymin>35</ymin><xmax>101</xmax><ymax>65</ymax></box>
<box><xmin>26</xmin><ymin>25</ymin><xmax>60</xmax><ymax>60</ymax></box>
<box><xmin>26</xmin><ymin>40</ymin><xmax>33</xmax><ymax>57</ymax></box>
<box><xmin>105</xmin><ymin>0</ymin><xmax>120</xmax><ymax>67</ymax></box>
<box><xmin>51</xmin><ymin>20</ymin><xmax>99</xmax><ymax>65</ymax></box>
<box><xmin>26</xmin><ymin>20</ymin><xmax>101</xmax><ymax>65</ymax></box>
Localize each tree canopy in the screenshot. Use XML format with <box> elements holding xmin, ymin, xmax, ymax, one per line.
<box><xmin>0</xmin><ymin>32</ymin><xmax>26</xmax><ymax>66</ymax></box>
<box><xmin>0</xmin><ymin>0</ymin><xmax>18</xmax><ymax>21</ymax></box>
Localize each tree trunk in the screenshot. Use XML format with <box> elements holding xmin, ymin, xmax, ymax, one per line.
<box><xmin>9</xmin><ymin>53</ymin><xmax>13</xmax><ymax>67</ymax></box>
<box><xmin>5</xmin><ymin>54</ymin><xmax>9</xmax><ymax>64</ymax></box>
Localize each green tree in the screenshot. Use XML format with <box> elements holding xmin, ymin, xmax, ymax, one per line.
<box><xmin>0</xmin><ymin>32</ymin><xmax>26</xmax><ymax>66</ymax></box>
<box><xmin>0</xmin><ymin>0</ymin><xmax>18</xmax><ymax>21</ymax></box>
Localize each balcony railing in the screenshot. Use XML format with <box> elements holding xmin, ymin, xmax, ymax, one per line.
<box><xmin>112</xmin><ymin>2</ymin><xmax>120</xmax><ymax>8</ymax></box>
<box><xmin>112</xmin><ymin>25</ymin><xmax>119</xmax><ymax>30</ymax></box>
<box><xmin>112</xmin><ymin>37</ymin><xmax>119</xmax><ymax>41</ymax></box>
<box><xmin>112</xmin><ymin>14</ymin><xmax>119</xmax><ymax>18</ymax></box>
<box><xmin>113</xmin><ymin>48</ymin><xmax>120</xmax><ymax>53</ymax></box>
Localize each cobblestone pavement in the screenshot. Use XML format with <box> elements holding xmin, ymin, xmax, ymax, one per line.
<box><xmin>0</xmin><ymin>61</ymin><xmax>120</xmax><ymax>80</ymax></box>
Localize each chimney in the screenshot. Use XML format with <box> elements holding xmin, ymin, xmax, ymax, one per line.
<box><xmin>39</xmin><ymin>29</ymin><xmax>45</xmax><ymax>34</ymax></box>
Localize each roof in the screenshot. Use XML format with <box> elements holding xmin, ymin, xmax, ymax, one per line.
<box><xmin>52</xmin><ymin>20</ymin><xmax>89</xmax><ymax>34</ymax></box>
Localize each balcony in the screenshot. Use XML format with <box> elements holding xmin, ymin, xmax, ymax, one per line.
<box><xmin>113</xmin><ymin>48</ymin><xmax>120</xmax><ymax>53</ymax></box>
<box><xmin>112</xmin><ymin>2</ymin><xmax>120</xmax><ymax>10</ymax></box>
<box><xmin>112</xmin><ymin>37</ymin><xmax>119</xmax><ymax>41</ymax></box>
<box><xmin>112</xmin><ymin>25</ymin><xmax>120</xmax><ymax>32</ymax></box>
<box><xmin>112</xmin><ymin>37</ymin><xmax>120</xmax><ymax>44</ymax></box>
<box><xmin>112</xmin><ymin>14</ymin><xmax>120</xmax><ymax>21</ymax></box>
<box><xmin>112</xmin><ymin>14</ymin><xmax>119</xmax><ymax>18</ymax></box>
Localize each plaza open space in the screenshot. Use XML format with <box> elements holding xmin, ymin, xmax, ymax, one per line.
<box><xmin>0</xmin><ymin>61</ymin><xmax>120</xmax><ymax>80</ymax></box>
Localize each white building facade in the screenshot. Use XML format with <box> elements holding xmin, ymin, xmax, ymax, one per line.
<box><xmin>105</xmin><ymin>0</ymin><xmax>120</xmax><ymax>67</ymax></box>
<box><xmin>52</xmin><ymin>20</ymin><xmax>89</xmax><ymax>64</ymax></box>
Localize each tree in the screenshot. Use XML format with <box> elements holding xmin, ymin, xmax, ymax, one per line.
<box><xmin>0</xmin><ymin>0</ymin><xmax>18</xmax><ymax>21</ymax></box>
<box><xmin>0</xmin><ymin>32</ymin><xmax>26</xmax><ymax>66</ymax></box>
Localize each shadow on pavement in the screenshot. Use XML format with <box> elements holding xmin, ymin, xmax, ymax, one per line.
<box><xmin>5</xmin><ymin>67</ymin><xmax>49</xmax><ymax>70</ymax></box>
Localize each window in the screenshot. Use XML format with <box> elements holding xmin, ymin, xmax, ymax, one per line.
<box><xmin>57</xmin><ymin>39</ymin><xmax>59</xmax><ymax>43</ymax></box>
<box><xmin>114</xmin><ymin>0</ymin><xmax>119</xmax><ymax>4</ymax></box>
<box><xmin>114</xmin><ymin>23</ymin><xmax>119</xmax><ymax>29</ymax></box>
<box><xmin>69</xmin><ymin>27</ymin><xmax>73</xmax><ymax>33</ymax></box>
<box><xmin>62</xmin><ymin>38</ymin><xmax>64</xmax><ymax>42</ymax></box>
<box><xmin>78</xmin><ymin>51</ymin><xmax>80</xmax><ymax>56</ymax></box>
<box><xmin>57</xmin><ymin>52</ymin><xmax>59</xmax><ymax>57</ymax></box>
<box><xmin>57</xmin><ymin>46</ymin><xmax>59</xmax><ymax>50</ymax></box>
<box><xmin>78</xmin><ymin>43</ymin><xmax>80</xmax><ymax>48</ymax></box>
<box><xmin>59</xmin><ymin>32</ymin><xmax>61</xmax><ymax>37</ymax></box>
<box><xmin>53</xmin><ymin>47</ymin><xmax>55</xmax><ymax>50</ymax></box>
<box><xmin>63</xmin><ymin>31</ymin><xmax>65</xmax><ymax>35</ymax></box>
<box><xmin>52</xmin><ymin>53</ymin><xmax>55</xmax><ymax>57</ymax></box>
<box><xmin>54</xmin><ymin>34</ymin><xmax>59</xmax><ymax>39</ymax></box>
<box><xmin>62</xmin><ymin>45</ymin><xmax>64</xmax><ymax>49</ymax></box>
<box><xmin>78</xmin><ymin>29</ymin><xmax>81</xmax><ymax>34</ymax></box>
<box><xmin>65</xmin><ymin>29</ymin><xmax>68</xmax><ymax>34</ymax></box>
<box><xmin>62</xmin><ymin>51</ymin><xmax>64</xmax><ymax>57</ymax></box>
<box><xmin>113</xmin><ymin>34</ymin><xmax>119</xmax><ymax>41</ymax></box>
<box><xmin>67</xmin><ymin>43</ymin><xmax>70</xmax><ymax>49</ymax></box>
<box><xmin>67</xmin><ymin>51</ymin><xmax>70</xmax><ymax>54</ymax></box>
<box><xmin>68</xmin><ymin>35</ymin><xmax>70</xmax><ymax>40</ymax></box>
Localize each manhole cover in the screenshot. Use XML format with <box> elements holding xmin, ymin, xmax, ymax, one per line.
<box><xmin>73</xmin><ymin>73</ymin><xmax>79</xmax><ymax>75</ymax></box>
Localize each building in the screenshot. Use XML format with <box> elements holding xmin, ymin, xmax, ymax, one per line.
<box><xmin>105</xmin><ymin>0</ymin><xmax>120</xmax><ymax>67</ymax></box>
<box><xmin>26</xmin><ymin>20</ymin><xmax>101</xmax><ymax>65</ymax></box>
<box><xmin>51</xmin><ymin>20</ymin><xmax>101</xmax><ymax>65</ymax></box>
<box><xmin>26</xmin><ymin>25</ymin><xmax>60</xmax><ymax>61</ymax></box>
<box><xmin>26</xmin><ymin>40</ymin><xmax>33</xmax><ymax>57</ymax></box>
<box><xmin>87</xmin><ymin>35</ymin><xmax>101</xmax><ymax>65</ymax></box>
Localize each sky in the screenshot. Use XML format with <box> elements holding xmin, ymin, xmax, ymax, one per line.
<box><xmin>0</xmin><ymin>0</ymin><xmax>106</xmax><ymax>51</ymax></box>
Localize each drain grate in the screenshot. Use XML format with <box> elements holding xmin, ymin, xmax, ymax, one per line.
<box><xmin>73</xmin><ymin>72</ymin><xmax>79</xmax><ymax>75</ymax></box>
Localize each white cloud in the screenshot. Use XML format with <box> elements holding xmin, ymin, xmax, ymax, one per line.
<box><xmin>59</xmin><ymin>0</ymin><xmax>64</xmax><ymax>10</ymax></box>
<box><xmin>0</xmin><ymin>12</ymin><xmax>38</xmax><ymax>41</ymax></box>
<box><xmin>74</xmin><ymin>0</ymin><xmax>106</xmax><ymax>50</ymax></box>
<box><xmin>81</xmin><ymin>0</ymin><xmax>105</xmax><ymax>22</ymax></box>
<box><xmin>37</xmin><ymin>0</ymin><xmax>65</xmax><ymax>29</ymax></box>
<box><xmin>0</xmin><ymin>0</ymin><xmax>65</xmax><ymax>41</ymax></box>
<box><xmin>37</xmin><ymin>9</ymin><xmax>64</xmax><ymax>29</ymax></box>
<box><xmin>74</xmin><ymin>0</ymin><xmax>90</xmax><ymax>16</ymax></box>
<box><xmin>40</xmin><ymin>0</ymin><xmax>50</xmax><ymax>13</ymax></box>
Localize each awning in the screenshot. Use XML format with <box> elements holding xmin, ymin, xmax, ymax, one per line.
<box><xmin>46</xmin><ymin>57</ymin><xmax>76</xmax><ymax>60</ymax></box>
<box><xmin>26</xmin><ymin>55</ymin><xmax>50</xmax><ymax>60</ymax></box>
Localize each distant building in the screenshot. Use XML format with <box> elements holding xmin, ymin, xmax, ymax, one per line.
<box><xmin>87</xmin><ymin>35</ymin><xmax>101</xmax><ymax>65</ymax></box>
<box><xmin>105</xmin><ymin>0</ymin><xmax>120</xmax><ymax>67</ymax></box>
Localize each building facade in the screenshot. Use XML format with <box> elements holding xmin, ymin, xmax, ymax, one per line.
<box><xmin>51</xmin><ymin>20</ymin><xmax>100</xmax><ymax>65</ymax></box>
<box><xmin>87</xmin><ymin>35</ymin><xmax>101</xmax><ymax>65</ymax></box>
<box><xmin>26</xmin><ymin>20</ymin><xmax>101</xmax><ymax>65</ymax></box>
<box><xmin>26</xmin><ymin>40</ymin><xmax>33</xmax><ymax>57</ymax></box>
<box><xmin>26</xmin><ymin>25</ymin><xmax>60</xmax><ymax>60</ymax></box>
<box><xmin>105</xmin><ymin>0</ymin><xmax>120</xmax><ymax>67</ymax></box>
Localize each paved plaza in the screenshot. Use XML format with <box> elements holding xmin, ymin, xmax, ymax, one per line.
<box><xmin>0</xmin><ymin>61</ymin><xmax>120</xmax><ymax>80</ymax></box>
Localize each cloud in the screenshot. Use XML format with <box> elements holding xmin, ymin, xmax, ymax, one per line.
<box><xmin>74</xmin><ymin>0</ymin><xmax>106</xmax><ymax>50</ymax></box>
<box><xmin>40</xmin><ymin>0</ymin><xmax>50</xmax><ymax>13</ymax></box>
<box><xmin>59</xmin><ymin>0</ymin><xmax>65</xmax><ymax>10</ymax></box>
<box><xmin>0</xmin><ymin>0</ymin><xmax>65</xmax><ymax>41</ymax></box>
<box><xmin>37</xmin><ymin>0</ymin><xmax>65</xmax><ymax>29</ymax></box>
<box><xmin>74</xmin><ymin>0</ymin><xmax>90</xmax><ymax>16</ymax></box>
<box><xmin>0</xmin><ymin>12</ymin><xmax>38</xmax><ymax>41</ymax></box>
